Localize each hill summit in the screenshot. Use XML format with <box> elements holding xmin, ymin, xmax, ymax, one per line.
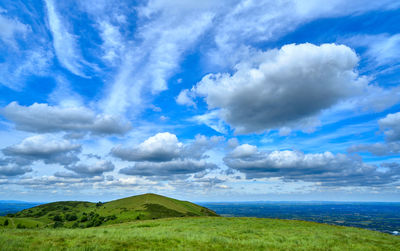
<box><xmin>2</xmin><ymin>193</ymin><xmax>218</xmax><ymax>228</ymax></box>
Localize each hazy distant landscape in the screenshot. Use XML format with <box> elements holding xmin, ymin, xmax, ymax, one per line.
<box><xmin>201</xmin><ymin>202</ymin><xmax>400</xmax><ymax>235</ymax></box>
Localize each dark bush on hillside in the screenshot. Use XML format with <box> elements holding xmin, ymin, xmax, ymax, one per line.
<box><xmin>106</xmin><ymin>215</ymin><xmax>117</xmax><ymax>221</ymax></box>
<box><xmin>80</xmin><ymin>215</ymin><xmax>88</xmax><ymax>222</ymax></box>
<box><xmin>96</xmin><ymin>202</ymin><xmax>104</xmax><ymax>207</ymax></box>
<box><xmin>53</xmin><ymin>215</ymin><xmax>63</xmax><ymax>221</ymax></box>
<box><xmin>53</xmin><ymin>221</ymin><xmax>63</xmax><ymax>228</ymax></box>
<box><xmin>4</xmin><ymin>219</ymin><xmax>9</xmax><ymax>226</ymax></box>
<box><xmin>17</xmin><ymin>223</ymin><xmax>25</xmax><ymax>229</ymax></box>
<box><xmin>66</xmin><ymin>214</ymin><xmax>78</xmax><ymax>221</ymax></box>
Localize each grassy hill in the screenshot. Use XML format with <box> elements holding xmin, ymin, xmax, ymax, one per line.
<box><xmin>0</xmin><ymin>217</ymin><xmax>399</xmax><ymax>250</ymax></box>
<box><xmin>0</xmin><ymin>193</ymin><xmax>217</xmax><ymax>228</ymax></box>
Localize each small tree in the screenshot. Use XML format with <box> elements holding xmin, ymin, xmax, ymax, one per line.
<box><xmin>66</xmin><ymin>214</ymin><xmax>78</xmax><ymax>221</ymax></box>
<box><xmin>53</xmin><ymin>215</ymin><xmax>62</xmax><ymax>222</ymax></box>
<box><xmin>80</xmin><ymin>215</ymin><xmax>88</xmax><ymax>222</ymax></box>
<box><xmin>4</xmin><ymin>219</ymin><xmax>9</xmax><ymax>226</ymax></box>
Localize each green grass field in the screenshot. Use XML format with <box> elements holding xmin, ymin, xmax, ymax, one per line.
<box><xmin>0</xmin><ymin>217</ymin><xmax>399</xmax><ymax>250</ymax></box>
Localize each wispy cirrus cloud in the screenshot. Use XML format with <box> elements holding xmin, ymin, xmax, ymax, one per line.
<box><xmin>44</xmin><ymin>0</ymin><xmax>94</xmax><ymax>77</ymax></box>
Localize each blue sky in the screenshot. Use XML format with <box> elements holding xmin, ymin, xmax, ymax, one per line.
<box><xmin>0</xmin><ymin>0</ymin><xmax>400</xmax><ymax>202</ymax></box>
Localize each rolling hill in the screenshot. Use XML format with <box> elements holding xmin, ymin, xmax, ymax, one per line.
<box><xmin>0</xmin><ymin>193</ymin><xmax>398</xmax><ymax>250</ymax></box>
<box><xmin>0</xmin><ymin>193</ymin><xmax>217</xmax><ymax>228</ymax></box>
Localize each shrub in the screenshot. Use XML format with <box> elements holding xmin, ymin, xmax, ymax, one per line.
<box><xmin>80</xmin><ymin>215</ymin><xmax>88</xmax><ymax>222</ymax></box>
<box><xmin>53</xmin><ymin>215</ymin><xmax>63</xmax><ymax>222</ymax></box>
<box><xmin>53</xmin><ymin>221</ymin><xmax>63</xmax><ymax>228</ymax></box>
<box><xmin>66</xmin><ymin>214</ymin><xmax>78</xmax><ymax>221</ymax></box>
<box><xmin>17</xmin><ymin>223</ymin><xmax>25</xmax><ymax>229</ymax></box>
<box><xmin>4</xmin><ymin>219</ymin><xmax>9</xmax><ymax>226</ymax></box>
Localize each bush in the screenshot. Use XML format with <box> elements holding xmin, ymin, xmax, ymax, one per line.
<box><xmin>53</xmin><ymin>221</ymin><xmax>63</xmax><ymax>228</ymax></box>
<box><xmin>106</xmin><ymin>215</ymin><xmax>117</xmax><ymax>221</ymax></box>
<box><xmin>80</xmin><ymin>215</ymin><xmax>88</xmax><ymax>222</ymax></box>
<box><xmin>66</xmin><ymin>214</ymin><xmax>78</xmax><ymax>221</ymax></box>
<box><xmin>17</xmin><ymin>223</ymin><xmax>25</xmax><ymax>229</ymax></box>
<box><xmin>4</xmin><ymin>219</ymin><xmax>9</xmax><ymax>226</ymax></box>
<box><xmin>53</xmin><ymin>215</ymin><xmax>63</xmax><ymax>222</ymax></box>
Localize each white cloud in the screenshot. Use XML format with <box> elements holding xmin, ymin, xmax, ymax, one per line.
<box><xmin>102</xmin><ymin>1</ymin><xmax>216</xmax><ymax>115</ymax></box>
<box><xmin>65</xmin><ymin>160</ymin><xmax>115</xmax><ymax>177</ymax></box>
<box><xmin>112</xmin><ymin>132</ymin><xmax>183</xmax><ymax>162</ymax></box>
<box><xmin>208</xmin><ymin>0</ymin><xmax>400</xmax><ymax>69</ymax></box>
<box><xmin>225</xmin><ymin>144</ymin><xmax>400</xmax><ymax>186</ymax></box>
<box><xmin>188</xmin><ymin>43</ymin><xmax>367</xmax><ymax>133</ymax></box>
<box><xmin>0</xmin><ymin>157</ymin><xmax>32</xmax><ymax>177</ymax></box>
<box><xmin>2</xmin><ymin>135</ymin><xmax>81</xmax><ymax>165</ymax></box>
<box><xmin>3</xmin><ymin>135</ymin><xmax>80</xmax><ymax>156</ymax></box>
<box><xmin>98</xmin><ymin>21</ymin><xmax>125</xmax><ymax>65</ymax></box>
<box><xmin>114</xmin><ymin>132</ymin><xmax>222</xmax><ymax>178</ymax></box>
<box><xmin>348</xmin><ymin>142</ymin><xmax>400</xmax><ymax>156</ymax></box>
<box><xmin>379</xmin><ymin>112</ymin><xmax>400</xmax><ymax>142</ymax></box>
<box><xmin>1</xmin><ymin>102</ymin><xmax>132</xmax><ymax>135</ymax></box>
<box><xmin>0</xmin><ymin>13</ymin><xmax>30</xmax><ymax>47</ymax></box>
<box><xmin>176</xmin><ymin>89</ymin><xmax>196</xmax><ymax>107</ymax></box>
<box><xmin>44</xmin><ymin>0</ymin><xmax>93</xmax><ymax>77</ymax></box>
<box><xmin>190</xmin><ymin>111</ymin><xmax>228</xmax><ymax>134</ymax></box>
<box><xmin>120</xmin><ymin>159</ymin><xmax>217</xmax><ymax>178</ymax></box>
<box><xmin>345</xmin><ymin>34</ymin><xmax>400</xmax><ymax>68</ymax></box>
<box><xmin>112</xmin><ymin>132</ymin><xmax>223</xmax><ymax>162</ymax></box>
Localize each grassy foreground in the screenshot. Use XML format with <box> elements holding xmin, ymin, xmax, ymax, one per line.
<box><xmin>1</xmin><ymin>217</ymin><xmax>399</xmax><ymax>251</ymax></box>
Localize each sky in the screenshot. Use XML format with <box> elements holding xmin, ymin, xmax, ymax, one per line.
<box><xmin>0</xmin><ymin>0</ymin><xmax>400</xmax><ymax>202</ymax></box>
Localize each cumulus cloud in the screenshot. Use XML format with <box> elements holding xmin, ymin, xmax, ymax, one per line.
<box><xmin>112</xmin><ymin>132</ymin><xmax>183</xmax><ymax>162</ymax></box>
<box><xmin>176</xmin><ymin>89</ymin><xmax>196</xmax><ymax>107</ymax></box>
<box><xmin>120</xmin><ymin>159</ymin><xmax>217</xmax><ymax>178</ymax></box>
<box><xmin>2</xmin><ymin>135</ymin><xmax>81</xmax><ymax>165</ymax></box>
<box><xmin>114</xmin><ymin>132</ymin><xmax>222</xmax><ymax>178</ymax></box>
<box><xmin>1</xmin><ymin>102</ymin><xmax>132</xmax><ymax>135</ymax></box>
<box><xmin>11</xmin><ymin>175</ymin><xmax>105</xmax><ymax>190</ymax></box>
<box><xmin>224</xmin><ymin>144</ymin><xmax>400</xmax><ymax>186</ymax></box>
<box><xmin>349</xmin><ymin>112</ymin><xmax>400</xmax><ymax>156</ymax></box>
<box><xmin>182</xmin><ymin>43</ymin><xmax>367</xmax><ymax>133</ymax></box>
<box><xmin>348</xmin><ymin>142</ymin><xmax>400</xmax><ymax>156</ymax></box>
<box><xmin>208</xmin><ymin>0</ymin><xmax>400</xmax><ymax>68</ymax></box>
<box><xmin>65</xmin><ymin>160</ymin><xmax>115</xmax><ymax>177</ymax></box>
<box><xmin>379</xmin><ymin>112</ymin><xmax>400</xmax><ymax>142</ymax></box>
<box><xmin>112</xmin><ymin>132</ymin><xmax>223</xmax><ymax>162</ymax></box>
<box><xmin>0</xmin><ymin>158</ymin><xmax>32</xmax><ymax>177</ymax></box>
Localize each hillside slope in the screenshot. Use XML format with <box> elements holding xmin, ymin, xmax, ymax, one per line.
<box><xmin>0</xmin><ymin>217</ymin><xmax>399</xmax><ymax>250</ymax></box>
<box><xmin>0</xmin><ymin>193</ymin><xmax>217</xmax><ymax>228</ymax></box>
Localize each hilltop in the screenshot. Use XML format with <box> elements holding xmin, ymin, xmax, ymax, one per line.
<box><xmin>0</xmin><ymin>193</ymin><xmax>217</xmax><ymax>228</ymax></box>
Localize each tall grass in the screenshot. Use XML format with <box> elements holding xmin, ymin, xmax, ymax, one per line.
<box><xmin>0</xmin><ymin>217</ymin><xmax>399</xmax><ymax>250</ymax></box>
